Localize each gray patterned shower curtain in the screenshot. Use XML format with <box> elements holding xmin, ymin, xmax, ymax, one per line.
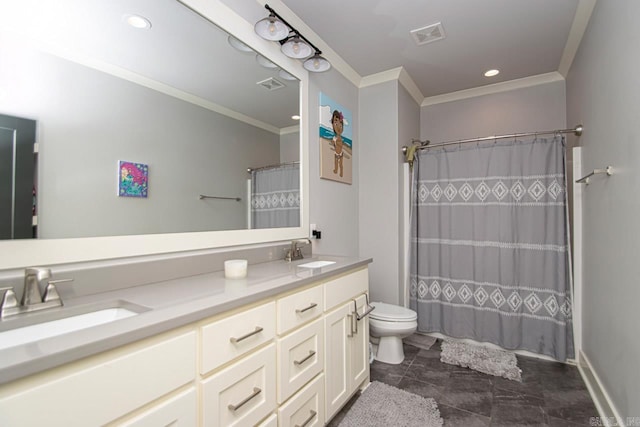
<box><xmin>250</xmin><ymin>163</ymin><xmax>300</xmax><ymax>229</ymax></box>
<box><xmin>409</xmin><ymin>136</ymin><xmax>574</xmax><ymax>361</ymax></box>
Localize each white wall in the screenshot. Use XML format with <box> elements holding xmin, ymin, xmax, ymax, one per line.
<box><xmin>421</xmin><ymin>80</ymin><xmax>567</xmax><ymax>141</ymax></box>
<box><xmin>397</xmin><ymin>85</ymin><xmax>421</xmax><ymax>305</ymax></box>
<box><xmin>0</xmin><ymin>45</ymin><xmax>281</xmax><ymax>238</ymax></box>
<box><xmin>566</xmin><ymin>0</ymin><xmax>640</xmax><ymax>418</ymax></box>
<box><xmin>307</xmin><ymin>71</ymin><xmax>360</xmax><ymax>257</ymax></box>
<box><xmin>358</xmin><ymin>81</ymin><xmax>420</xmax><ymax>304</ymax></box>
<box><xmin>359</xmin><ymin>81</ymin><xmax>399</xmax><ymax>303</ymax></box>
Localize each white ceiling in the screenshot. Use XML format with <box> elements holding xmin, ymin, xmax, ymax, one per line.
<box><xmin>0</xmin><ymin>0</ymin><xmax>300</xmax><ymax>130</ymax></box>
<box><xmin>256</xmin><ymin>0</ymin><xmax>582</xmax><ymax>99</ymax></box>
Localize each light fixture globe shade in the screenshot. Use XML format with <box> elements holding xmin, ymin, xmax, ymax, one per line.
<box><xmin>254</xmin><ymin>15</ymin><xmax>289</xmax><ymax>41</ymax></box>
<box><xmin>303</xmin><ymin>54</ymin><xmax>331</xmax><ymax>72</ymax></box>
<box><xmin>281</xmin><ymin>36</ymin><xmax>312</xmax><ymax>59</ymax></box>
<box><xmin>227</xmin><ymin>35</ymin><xmax>253</xmax><ymax>53</ymax></box>
<box><xmin>255</xmin><ymin>54</ymin><xmax>278</xmax><ymax>69</ymax></box>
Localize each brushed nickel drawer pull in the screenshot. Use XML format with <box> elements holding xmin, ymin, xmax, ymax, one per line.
<box><xmin>230</xmin><ymin>326</ymin><xmax>263</xmax><ymax>344</ymax></box>
<box><xmin>294</xmin><ymin>350</ymin><xmax>316</xmax><ymax>366</ymax></box>
<box><xmin>295</xmin><ymin>410</ymin><xmax>317</xmax><ymax>427</ymax></box>
<box><xmin>227</xmin><ymin>387</ymin><xmax>262</xmax><ymax>411</ymax></box>
<box><xmin>295</xmin><ymin>302</ymin><xmax>318</xmax><ymax>314</ymax></box>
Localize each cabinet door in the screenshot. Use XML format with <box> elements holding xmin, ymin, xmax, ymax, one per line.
<box><xmin>323</xmin><ymin>302</ymin><xmax>351</xmax><ymax>421</ymax></box>
<box><xmin>350</xmin><ymin>294</ymin><xmax>369</xmax><ymax>391</ymax></box>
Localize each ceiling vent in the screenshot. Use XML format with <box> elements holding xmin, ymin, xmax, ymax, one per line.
<box><xmin>410</xmin><ymin>22</ymin><xmax>446</xmax><ymax>46</ymax></box>
<box><xmin>257</xmin><ymin>77</ymin><xmax>285</xmax><ymax>91</ymax></box>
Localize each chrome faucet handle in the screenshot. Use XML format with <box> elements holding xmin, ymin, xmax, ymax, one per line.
<box><xmin>22</xmin><ymin>267</ymin><xmax>52</xmax><ymax>306</ymax></box>
<box><xmin>43</xmin><ymin>279</ymin><xmax>73</xmax><ymax>303</ymax></box>
<box><xmin>1</xmin><ymin>287</ymin><xmax>19</xmax><ymax>318</ymax></box>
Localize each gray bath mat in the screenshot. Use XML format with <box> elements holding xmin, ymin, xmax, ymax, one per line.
<box><xmin>404</xmin><ymin>333</ymin><xmax>437</xmax><ymax>350</ymax></box>
<box><xmin>440</xmin><ymin>340</ymin><xmax>522</xmax><ymax>381</ymax></box>
<box><xmin>338</xmin><ymin>381</ymin><xmax>443</xmax><ymax>427</ymax></box>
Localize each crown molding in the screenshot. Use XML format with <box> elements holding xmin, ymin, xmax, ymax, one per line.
<box><xmin>421</xmin><ymin>71</ymin><xmax>565</xmax><ymax>107</ymax></box>
<box><xmin>558</xmin><ymin>0</ymin><xmax>597</xmax><ymax>77</ymax></box>
<box><xmin>280</xmin><ymin>125</ymin><xmax>300</xmax><ymax>135</ymax></box>
<box><xmin>2</xmin><ymin>31</ymin><xmax>282</xmax><ymax>135</ymax></box>
<box><xmin>360</xmin><ymin>67</ymin><xmax>423</xmax><ymax>105</ymax></box>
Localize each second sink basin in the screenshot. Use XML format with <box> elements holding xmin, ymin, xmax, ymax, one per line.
<box><xmin>297</xmin><ymin>260</ymin><xmax>336</xmax><ymax>269</ymax></box>
<box><xmin>0</xmin><ymin>301</ymin><xmax>149</xmax><ymax>351</ymax></box>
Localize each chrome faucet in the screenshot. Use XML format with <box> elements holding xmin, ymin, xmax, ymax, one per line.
<box><xmin>284</xmin><ymin>239</ymin><xmax>311</xmax><ymax>262</ymax></box>
<box><xmin>0</xmin><ymin>268</ymin><xmax>73</xmax><ymax>318</ymax></box>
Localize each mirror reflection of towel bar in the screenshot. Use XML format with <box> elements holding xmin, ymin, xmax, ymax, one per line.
<box><xmin>576</xmin><ymin>166</ymin><xmax>612</xmax><ymax>185</ymax></box>
<box><xmin>199</xmin><ymin>194</ymin><xmax>241</xmax><ymax>201</ymax></box>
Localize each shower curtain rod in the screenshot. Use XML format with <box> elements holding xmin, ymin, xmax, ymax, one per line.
<box><xmin>247</xmin><ymin>161</ymin><xmax>300</xmax><ymax>173</ymax></box>
<box><xmin>402</xmin><ymin>124</ymin><xmax>583</xmax><ymax>158</ymax></box>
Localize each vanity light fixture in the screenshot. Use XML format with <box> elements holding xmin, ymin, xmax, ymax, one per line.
<box><xmin>304</xmin><ymin>52</ymin><xmax>331</xmax><ymax>73</ymax></box>
<box><xmin>255</xmin><ymin>4</ymin><xmax>331</xmax><ymax>73</ymax></box>
<box><xmin>291</xmin><ymin>115</ymin><xmax>301</xmax><ymax>120</ymax></box>
<box><xmin>125</xmin><ymin>14</ymin><xmax>152</xmax><ymax>30</ymax></box>
<box><xmin>281</xmin><ymin>36</ymin><xmax>312</xmax><ymax>59</ymax></box>
<box><xmin>254</xmin><ymin>12</ymin><xmax>289</xmax><ymax>41</ymax></box>
<box><xmin>256</xmin><ymin>54</ymin><xmax>278</xmax><ymax>69</ymax></box>
<box><xmin>279</xmin><ymin>69</ymin><xmax>297</xmax><ymax>81</ymax></box>
<box><xmin>228</xmin><ymin>35</ymin><xmax>253</xmax><ymax>53</ymax></box>
<box><xmin>484</xmin><ymin>69</ymin><xmax>500</xmax><ymax>77</ymax></box>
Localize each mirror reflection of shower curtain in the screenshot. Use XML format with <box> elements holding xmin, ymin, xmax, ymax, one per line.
<box><xmin>250</xmin><ymin>163</ymin><xmax>300</xmax><ymax>229</ymax></box>
<box><xmin>410</xmin><ymin>136</ymin><xmax>574</xmax><ymax>361</ymax></box>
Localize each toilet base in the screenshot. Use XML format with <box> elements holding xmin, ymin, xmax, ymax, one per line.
<box><xmin>374</xmin><ymin>335</ymin><xmax>405</xmax><ymax>364</ymax></box>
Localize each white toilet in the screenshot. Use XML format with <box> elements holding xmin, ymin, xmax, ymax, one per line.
<box><xmin>369</xmin><ymin>302</ymin><xmax>418</xmax><ymax>364</ymax></box>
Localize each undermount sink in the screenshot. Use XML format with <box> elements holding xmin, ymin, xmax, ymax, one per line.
<box><xmin>0</xmin><ymin>301</ymin><xmax>149</xmax><ymax>351</ymax></box>
<box><xmin>297</xmin><ymin>260</ymin><xmax>336</xmax><ymax>269</ymax></box>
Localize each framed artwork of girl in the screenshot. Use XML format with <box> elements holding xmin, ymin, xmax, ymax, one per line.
<box><xmin>319</xmin><ymin>93</ymin><xmax>353</xmax><ymax>184</ymax></box>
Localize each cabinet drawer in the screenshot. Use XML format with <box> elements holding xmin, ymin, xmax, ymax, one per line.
<box><xmin>277</xmin><ymin>285</ymin><xmax>323</xmax><ymax>335</ymax></box>
<box><xmin>277</xmin><ymin>318</ymin><xmax>324</xmax><ymax>404</ymax></box>
<box><xmin>278</xmin><ymin>373</ymin><xmax>325</xmax><ymax>427</ymax></box>
<box><xmin>117</xmin><ymin>387</ymin><xmax>197</xmax><ymax>427</ymax></box>
<box><xmin>257</xmin><ymin>413</ymin><xmax>278</xmax><ymax>427</ymax></box>
<box><xmin>201</xmin><ymin>301</ymin><xmax>276</xmax><ymax>374</ymax></box>
<box><xmin>0</xmin><ymin>331</ymin><xmax>196</xmax><ymax>427</ymax></box>
<box><xmin>324</xmin><ymin>269</ymin><xmax>368</xmax><ymax>311</ymax></box>
<box><xmin>201</xmin><ymin>343</ymin><xmax>276</xmax><ymax>427</ymax></box>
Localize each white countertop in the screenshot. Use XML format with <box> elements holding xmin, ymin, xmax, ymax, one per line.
<box><xmin>0</xmin><ymin>255</ymin><xmax>371</xmax><ymax>385</ymax></box>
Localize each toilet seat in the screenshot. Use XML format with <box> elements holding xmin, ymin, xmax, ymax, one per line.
<box><xmin>370</xmin><ymin>302</ymin><xmax>417</xmax><ymax>322</ymax></box>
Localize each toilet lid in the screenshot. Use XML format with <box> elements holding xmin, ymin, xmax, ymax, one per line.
<box><xmin>369</xmin><ymin>302</ymin><xmax>417</xmax><ymax>321</ymax></box>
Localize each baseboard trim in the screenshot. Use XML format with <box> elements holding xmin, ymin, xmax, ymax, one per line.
<box><xmin>577</xmin><ymin>350</ymin><xmax>625</xmax><ymax>427</ymax></box>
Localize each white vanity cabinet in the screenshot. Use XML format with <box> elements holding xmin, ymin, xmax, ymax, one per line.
<box><xmin>323</xmin><ymin>269</ymin><xmax>370</xmax><ymax>421</ymax></box>
<box><xmin>0</xmin><ymin>263</ymin><xmax>370</xmax><ymax>427</ymax></box>
<box><xmin>0</xmin><ymin>330</ymin><xmax>197</xmax><ymax>427</ymax></box>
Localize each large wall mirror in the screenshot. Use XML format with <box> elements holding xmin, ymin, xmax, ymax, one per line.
<box><xmin>0</xmin><ymin>0</ymin><xmax>309</xmax><ymax>269</ymax></box>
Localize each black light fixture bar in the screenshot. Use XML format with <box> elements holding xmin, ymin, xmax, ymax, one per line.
<box><xmin>264</xmin><ymin>4</ymin><xmax>323</xmax><ymax>55</ymax></box>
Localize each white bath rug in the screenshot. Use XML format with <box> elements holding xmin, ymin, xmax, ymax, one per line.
<box><xmin>440</xmin><ymin>340</ymin><xmax>522</xmax><ymax>382</ymax></box>
<box><xmin>404</xmin><ymin>332</ymin><xmax>437</xmax><ymax>350</ymax></box>
<box><xmin>338</xmin><ymin>381</ymin><xmax>443</xmax><ymax>427</ymax></box>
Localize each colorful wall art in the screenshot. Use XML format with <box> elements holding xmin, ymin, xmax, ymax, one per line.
<box><xmin>319</xmin><ymin>93</ymin><xmax>353</xmax><ymax>184</ymax></box>
<box><xmin>118</xmin><ymin>160</ymin><xmax>148</xmax><ymax>198</ymax></box>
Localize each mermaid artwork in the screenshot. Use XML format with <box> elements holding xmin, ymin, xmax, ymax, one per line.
<box><xmin>331</xmin><ymin>110</ymin><xmax>344</xmax><ymax>177</ymax></box>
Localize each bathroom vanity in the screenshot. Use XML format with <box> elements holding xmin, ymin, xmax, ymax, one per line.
<box><xmin>0</xmin><ymin>256</ymin><xmax>372</xmax><ymax>426</ymax></box>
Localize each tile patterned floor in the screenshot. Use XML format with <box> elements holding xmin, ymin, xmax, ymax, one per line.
<box><xmin>329</xmin><ymin>337</ymin><xmax>599</xmax><ymax>426</ymax></box>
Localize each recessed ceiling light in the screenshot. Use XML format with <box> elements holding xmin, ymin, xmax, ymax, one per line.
<box><xmin>291</xmin><ymin>115</ymin><xmax>301</xmax><ymax>120</ymax></box>
<box><xmin>484</xmin><ymin>69</ymin><xmax>500</xmax><ymax>77</ymax></box>
<box><xmin>125</xmin><ymin>14</ymin><xmax>152</xmax><ymax>30</ymax></box>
